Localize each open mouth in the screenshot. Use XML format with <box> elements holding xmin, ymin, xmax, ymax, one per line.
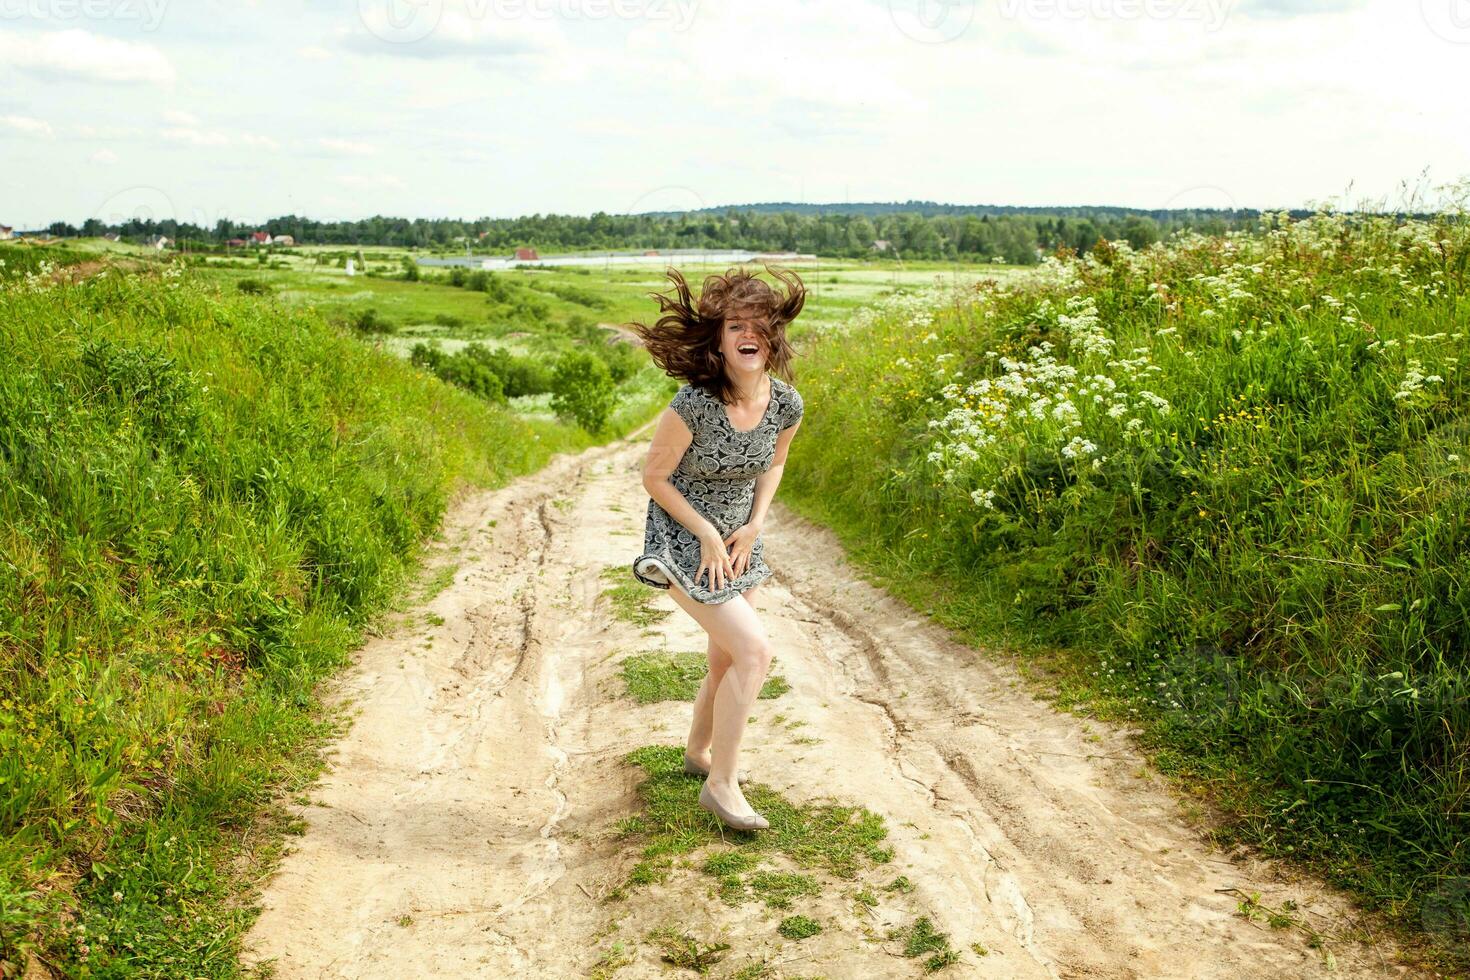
<box><xmin>737</xmin><ymin>342</ymin><xmax>761</xmax><ymax>357</ymax></box>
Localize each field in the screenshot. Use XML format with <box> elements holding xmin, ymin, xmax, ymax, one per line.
<box><xmin>180</xmin><ymin>243</ymin><xmax>1021</xmax><ymax>339</ymax></box>
<box><xmin>3</xmin><ymin>216</ymin><xmax>1466</xmax><ymax>976</ymax></box>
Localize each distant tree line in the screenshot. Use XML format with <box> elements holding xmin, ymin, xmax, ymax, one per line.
<box><xmin>44</xmin><ymin>203</ymin><xmax>1327</xmax><ymax>264</ymax></box>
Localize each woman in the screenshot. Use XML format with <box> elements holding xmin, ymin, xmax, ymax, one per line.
<box><xmin>629</xmin><ymin>265</ymin><xmax>806</xmax><ymax>832</ymax></box>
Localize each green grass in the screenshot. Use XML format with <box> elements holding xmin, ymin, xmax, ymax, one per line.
<box><xmin>614</xmin><ymin>745</ymin><xmax>971</xmax><ymax>970</ymax></box>
<box><xmin>588</xmin><ymin>939</ymin><xmax>635</xmax><ymax>979</ymax></box>
<box><xmin>781</xmin><ymin>205</ymin><xmax>1470</xmax><ymax>974</ymax></box>
<box><xmin>609</xmin><ymin>745</ymin><xmax>921</xmax><ymax>957</ymax></box>
<box><xmin>418</xmin><ymin>563</ymin><xmax>460</xmax><ymax>603</ymax></box>
<box><xmin>618</xmin><ymin>650</ymin><xmax>792</xmax><ymax>703</ymax></box>
<box><xmin>599</xmin><ymin>566</ymin><xmax>672</xmax><ymax>627</ymax></box>
<box><xmin>0</xmin><ymin>241</ymin><xmax>93</xmax><ymax>280</ymax></box>
<box><xmin>776</xmin><ymin>914</ymin><xmax>821</xmax><ymax>940</ymax></box>
<box><xmin>0</xmin><ymin>260</ymin><xmax>619</xmax><ymax>975</ymax></box>
<box><xmin>890</xmin><ymin>916</ymin><xmax>959</xmax><ymax>972</ymax></box>
<box><xmin>646</xmin><ymin>924</ymin><xmax>731</xmax><ymax>974</ymax></box>
<box><xmin>614</xmin><ymin>746</ymin><xmax>891</xmax><ymax>876</ymax></box>
<box><xmin>181</xmin><ymin>244</ymin><xmax>681</xmax><ymax>438</ymax></box>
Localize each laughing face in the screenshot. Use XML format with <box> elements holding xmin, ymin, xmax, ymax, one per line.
<box><xmin>719</xmin><ymin>308</ymin><xmax>768</xmax><ymax>376</ymax></box>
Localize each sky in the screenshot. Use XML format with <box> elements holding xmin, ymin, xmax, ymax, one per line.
<box><xmin>2</xmin><ymin>0</ymin><xmax>1469</xmax><ymax>229</ymax></box>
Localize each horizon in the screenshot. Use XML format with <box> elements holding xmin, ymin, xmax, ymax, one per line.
<box><xmin>17</xmin><ymin>196</ymin><xmax>1431</xmax><ymax>235</ymax></box>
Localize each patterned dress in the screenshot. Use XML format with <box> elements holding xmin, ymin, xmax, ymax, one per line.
<box><xmin>633</xmin><ymin>375</ymin><xmax>805</xmax><ymax>604</ymax></box>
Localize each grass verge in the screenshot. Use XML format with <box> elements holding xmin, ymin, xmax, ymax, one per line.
<box><xmin>781</xmin><ymin>204</ymin><xmax>1470</xmax><ymax>975</ymax></box>
<box><xmin>0</xmin><ymin>259</ymin><xmax>634</xmax><ymax>976</ymax></box>
<box><xmin>618</xmin><ymin>651</ymin><xmax>792</xmax><ymax>703</ymax></box>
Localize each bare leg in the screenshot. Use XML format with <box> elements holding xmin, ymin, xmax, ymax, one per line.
<box><xmin>686</xmin><ymin>583</ymin><xmax>760</xmax><ymax>763</ymax></box>
<box><xmin>664</xmin><ymin>582</ymin><xmax>770</xmax><ymax>820</ymax></box>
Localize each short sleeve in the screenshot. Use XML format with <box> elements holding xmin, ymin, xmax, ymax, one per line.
<box><xmin>669</xmin><ymin>385</ymin><xmax>701</xmax><ymax>433</ymax></box>
<box><xmin>780</xmin><ymin>386</ymin><xmax>804</xmax><ymax>431</ymax></box>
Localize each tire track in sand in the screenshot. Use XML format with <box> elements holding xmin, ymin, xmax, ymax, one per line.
<box><xmin>241</xmin><ymin>430</ymin><xmax>1421</xmax><ymax>979</ymax></box>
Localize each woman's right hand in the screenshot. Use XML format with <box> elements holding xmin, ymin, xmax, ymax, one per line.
<box><xmin>696</xmin><ymin>526</ymin><xmax>735</xmax><ymax>593</ymax></box>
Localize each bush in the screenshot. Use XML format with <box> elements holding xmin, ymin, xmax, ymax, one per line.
<box><xmin>785</xmin><ymin>206</ymin><xmax>1470</xmax><ymax>966</ymax></box>
<box><xmin>597</xmin><ymin>338</ymin><xmax>641</xmax><ymax>383</ymax></box>
<box><xmin>235</xmin><ymin>278</ymin><xmax>272</xmax><ymax>296</ymax></box>
<box><xmin>464</xmin><ymin>343</ymin><xmax>553</xmax><ymax>398</ymax></box>
<box><xmin>347</xmin><ymin>307</ymin><xmax>394</xmax><ymax>334</ymax></box>
<box><xmin>408</xmin><ymin>342</ymin><xmax>507</xmax><ymax>404</ymax></box>
<box><xmin>528</xmin><ymin>280</ymin><xmax>609</xmax><ymax>310</ymax></box>
<box><xmin>550</xmin><ymin>349</ymin><xmax>616</xmax><ymax>433</ymax></box>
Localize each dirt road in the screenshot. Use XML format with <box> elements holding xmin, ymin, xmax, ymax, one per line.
<box><xmin>241</xmin><ymin>429</ymin><xmax>1416</xmax><ymax>978</ymax></box>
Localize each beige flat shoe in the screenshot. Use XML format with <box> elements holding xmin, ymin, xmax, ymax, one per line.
<box><xmin>683</xmin><ymin>753</ymin><xmax>749</xmax><ymax>784</ymax></box>
<box><xmin>698</xmin><ymin>781</ymin><xmax>769</xmax><ymax>831</ymax></box>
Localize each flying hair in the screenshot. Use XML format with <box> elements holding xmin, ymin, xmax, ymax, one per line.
<box><xmin>628</xmin><ymin>264</ymin><xmax>806</xmax><ymax>405</ymax></box>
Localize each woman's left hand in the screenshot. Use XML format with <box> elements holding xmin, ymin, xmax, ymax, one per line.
<box><xmin>722</xmin><ymin>521</ymin><xmax>762</xmax><ymax>578</ymax></box>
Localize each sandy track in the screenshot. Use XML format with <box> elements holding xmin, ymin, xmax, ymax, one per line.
<box><xmin>241</xmin><ymin>429</ymin><xmax>1417</xmax><ymax>979</ymax></box>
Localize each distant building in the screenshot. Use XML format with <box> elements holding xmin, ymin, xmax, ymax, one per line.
<box><xmin>270</xmin><ymin>234</ymin><xmax>295</xmax><ymax>246</ymax></box>
<box><xmin>251</xmin><ymin>231</ymin><xmax>271</xmax><ymax>244</ymax></box>
<box><xmin>0</xmin><ymin>225</ymin><xmax>12</xmax><ymax>240</ymax></box>
<box><xmin>872</xmin><ymin>239</ymin><xmax>891</xmax><ymax>252</ymax></box>
<box><xmin>102</xmin><ymin>232</ymin><xmax>120</xmax><ymax>242</ymax></box>
<box><xmin>152</xmin><ymin>236</ymin><xmax>172</xmax><ymax>250</ymax></box>
<box><xmin>643</xmin><ymin>249</ymin><xmax>660</xmax><ymax>256</ymax></box>
<box><xmin>226</xmin><ymin>238</ymin><xmax>247</xmax><ymax>247</ymax></box>
<box><xmin>513</xmin><ymin>246</ymin><xmax>539</xmax><ymax>261</ymax></box>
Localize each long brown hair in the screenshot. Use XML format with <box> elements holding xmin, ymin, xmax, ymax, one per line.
<box><xmin>629</xmin><ymin>264</ymin><xmax>805</xmax><ymax>405</ymax></box>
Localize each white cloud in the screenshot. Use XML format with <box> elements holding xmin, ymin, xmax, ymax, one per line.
<box><xmin>2</xmin><ymin>115</ymin><xmax>55</xmax><ymax>138</ymax></box>
<box><xmin>72</xmin><ymin>124</ymin><xmax>146</xmax><ymax>140</ymax></box>
<box><xmin>163</xmin><ymin>110</ymin><xmax>200</xmax><ymax>126</ymax></box>
<box><xmin>91</xmin><ymin>148</ymin><xmax>119</xmax><ymax>164</ymax></box>
<box><xmin>161</xmin><ymin>127</ymin><xmax>280</xmax><ymax>151</ymax></box>
<box><xmin>317</xmin><ymin>137</ymin><xmax>378</xmax><ymax>156</ymax></box>
<box><xmin>297</xmin><ymin>45</ymin><xmax>334</xmax><ymax>60</ymax></box>
<box><xmin>0</xmin><ymin>28</ymin><xmax>175</xmax><ymax>85</ymax></box>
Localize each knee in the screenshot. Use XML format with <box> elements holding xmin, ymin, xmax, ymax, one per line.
<box><xmin>729</xmin><ymin>636</ymin><xmax>773</xmax><ymax>673</ymax></box>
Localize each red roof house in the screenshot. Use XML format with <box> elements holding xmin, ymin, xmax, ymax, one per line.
<box><xmin>513</xmin><ymin>247</ymin><xmax>539</xmax><ymax>261</ymax></box>
<box><xmin>251</xmin><ymin>231</ymin><xmax>270</xmax><ymax>244</ymax></box>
